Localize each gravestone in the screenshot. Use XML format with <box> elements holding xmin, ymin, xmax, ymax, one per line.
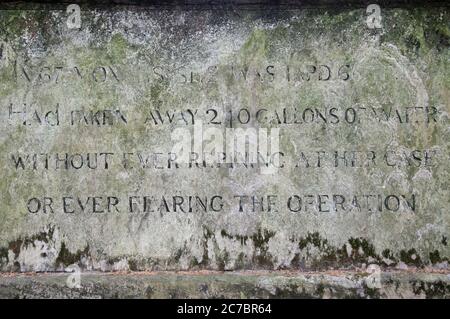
<box><xmin>0</xmin><ymin>1</ymin><xmax>448</xmax><ymax>297</ymax></box>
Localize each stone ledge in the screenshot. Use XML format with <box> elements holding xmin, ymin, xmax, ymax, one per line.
<box><xmin>1</xmin><ymin>0</ymin><xmax>449</xmax><ymax>9</ymax></box>
<box><xmin>0</xmin><ymin>270</ymin><xmax>449</xmax><ymax>298</ymax></box>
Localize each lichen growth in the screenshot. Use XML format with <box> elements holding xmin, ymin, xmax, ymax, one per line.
<box><xmin>55</xmin><ymin>242</ymin><xmax>90</xmax><ymax>267</ymax></box>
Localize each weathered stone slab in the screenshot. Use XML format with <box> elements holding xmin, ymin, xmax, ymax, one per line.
<box><xmin>0</xmin><ymin>3</ymin><xmax>449</xmax><ymax>273</ymax></box>
<box><xmin>0</xmin><ymin>271</ymin><xmax>449</xmax><ymax>299</ymax></box>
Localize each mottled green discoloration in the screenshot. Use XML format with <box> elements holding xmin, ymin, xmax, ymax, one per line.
<box><xmin>0</xmin><ymin>6</ymin><xmax>448</xmax><ymax>272</ymax></box>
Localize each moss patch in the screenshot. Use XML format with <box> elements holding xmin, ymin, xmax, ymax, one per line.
<box><xmin>55</xmin><ymin>242</ymin><xmax>90</xmax><ymax>267</ymax></box>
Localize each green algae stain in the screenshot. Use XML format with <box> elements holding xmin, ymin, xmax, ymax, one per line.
<box><xmin>106</xmin><ymin>33</ymin><xmax>129</xmax><ymax>64</ymax></box>
<box><xmin>55</xmin><ymin>242</ymin><xmax>90</xmax><ymax>267</ymax></box>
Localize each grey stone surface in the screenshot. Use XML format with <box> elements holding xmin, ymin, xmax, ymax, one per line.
<box><xmin>0</xmin><ymin>3</ymin><xmax>449</xmax><ymax>277</ymax></box>
<box><xmin>0</xmin><ymin>271</ymin><xmax>449</xmax><ymax>299</ymax></box>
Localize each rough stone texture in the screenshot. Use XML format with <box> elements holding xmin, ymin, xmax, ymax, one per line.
<box><xmin>0</xmin><ymin>271</ymin><xmax>449</xmax><ymax>299</ymax></box>
<box><xmin>0</xmin><ymin>2</ymin><xmax>449</xmax><ymax>279</ymax></box>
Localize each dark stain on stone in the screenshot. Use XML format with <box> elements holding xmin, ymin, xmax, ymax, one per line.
<box><xmin>145</xmin><ymin>285</ymin><xmax>154</xmax><ymax>298</ymax></box>
<box><xmin>298</xmin><ymin>232</ymin><xmax>323</xmax><ymax>249</ymax></box>
<box><xmin>290</xmin><ymin>232</ymin><xmax>449</xmax><ymax>270</ymax></box>
<box><xmin>2</xmin><ymin>226</ymin><xmax>447</xmax><ymax>271</ymax></box>
<box><xmin>189</xmin><ymin>256</ymin><xmax>202</xmax><ymax>269</ymax></box>
<box><xmin>220</xmin><ymin>228</ymin><xmax>276</xmax><ymax>269</ymax></box>
<box><xmin>362</xmin><ymin>284</ymin><xmax>382</xmax><ymax>299</ymax></box>
<box><xmin>8</xmin><ymin>239</ymin><xmax>22</xmax><ymax>258</ymax></box>
<box><xmin>251</xmin><ymin>229</ymin><xmax>276</xmax><ymax>269</ymax></box>
<box><xmin>294</xmin><ymin>232</ymin><xmax>343</xmax><ymax>269</ymax></box>
<box><xmin>0</xmin><ymin>226</ymin><xmax>56</xmax><ymax>262</ymax></box>
<box><xmin>214</xmin><ymin>230</ymin><xmax>449</xmax><ymax>270</ymax></box>
<box><xmin>425</xmin><ymin>27</ymin><xmax>450</xmax><ymax>52</ymax></box>
<box><xmin>290</xmin><ymin>253</ymin><xmax>300</xmax><ymax>268</ymax></box>
<box><xmin>429</xmin><ymin>250</ymin><xmax>448</xmax><ymax>264</ymax></box>
<box><xmin>55</xmin><ymin>242</ymin><xmax>90</xmax><ymax>267</ymax></box>
<box><xmin>292</xmin><ymin>232</ymin><xmax>378</xmax><ymax>269</ymax></box>
<box><xmin>399</xmin><ymin>248</ymin><xmax>422</xmax><ymax>267</ymax></box>
<box><xmin>170</xmin><ymin>246</ymin><xmax>185</xmax><ymax>265</ymax></box>
<box><xmin>107</xmin><ymin>255</ymin><xmax>150</xmax><ymax>271</ymax></box>
<box><xmin>128</xmin><ymin>259</ymin><xmax>138</xmax><ymax>271</ymax></box>
<box><xmin>289</xmin><ymin>253</ymin><xmax>309</xmax><ymax>270</ymax></box>
<box><xmin>168</xmin><ymin>288</ymin><xmax>188</xmax><ymax>299</ymax></box>
<box><xmin>382</xmin><ymin>249</ymin><xmax>395</xmax><ymax>260</ymax></box>
<box><xmin>0</xmin><ymin>246</ymin><xmax>8</xmax><ymax>261</ymax></box>
<box><xmin>199</xmin><ymin>283</ymin><xmax>208</xmax><ymax>295</ymax></box>
<box><xmin>12</xmin><ymin>261</ymin><xmax>20</xmax><ymax>272</ymax></box>
<box><xmin>315</xmin><ymin>283</ymin><xmax>325</xmax><ymax>297</ymax></box>
<box><xmin>220</xmin><ymin>229</ymin><xmax>249</xmax><ymax>245</ymax></box>
<box><xmin>411</xmin><ymin>280</ymin><xmax>450</xmax><ymax>298</ymax></box>
<box><xmin>216</xmin><ymin>249</ymin><xmax>230</xmax><ymax>271</ymax></box>
<box><xmin>234</xmin><ymin>252</ymin><xmax>247</xmax><ymax>269</ymax></box>
<box><xmin>405</xmin><ymin>34</ymin><xmax>421</xmax><ymax>55</ymax></box>
<box><xmin>199</xmin><ymin>225</ymin><xmax>214</xmax><ymax>267</ymax></box>
<box><xmin>348</xmin><ymin>238</ymin><xmax>378</xmax><ymax>260</ymax></box>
